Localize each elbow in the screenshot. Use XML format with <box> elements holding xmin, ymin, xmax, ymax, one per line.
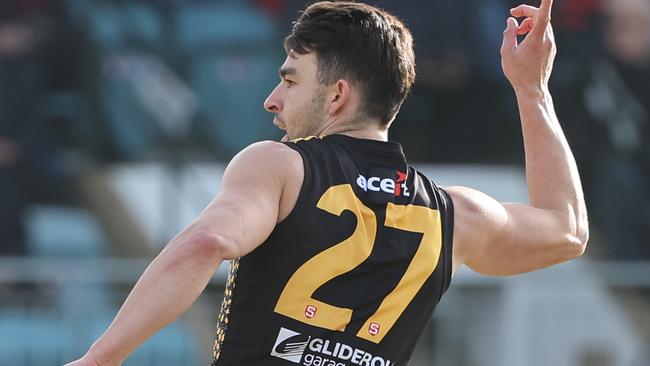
<box><xmin>569</xmin><ymin>234</ymin><xmax>588</xmax><ymax>259</ymax></box>
<box><xmin>564</xmin><ymin>223</ymin><xmax>589</xmax><ymax>259</ymax></box>
<box><xmin>574</xmin><ymin>213</ymin><xmax>590</xmax><ymax>255</ymax></box>
<box><xmin>576</xmin><ymin>224</ymin><xmax>590</xmax><ymax>255</ymax></box>
<box><xmin>557</xmin><ymin>207</ymin><xmax>589</xmax><ymax>259</ymax></box>
<box><xmin>181</xmin><ymin>231</ymin><xmax>236</xmax><ymax>261</ymax></box>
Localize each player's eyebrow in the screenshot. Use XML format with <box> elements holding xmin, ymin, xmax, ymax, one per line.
<box><xmin>279</xmin><ymin>67</ymin><xmax>297</xmax><ymax>78</ymax></box>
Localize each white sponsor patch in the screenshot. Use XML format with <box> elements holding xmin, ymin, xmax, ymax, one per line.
<box><xmin>271</xmin><ymin>327</ymin><xmax>394</xmax><ymax>366</ymax></box>
<box><xmin>271</xmin><ymin>327</ymin><xmax>310</xmax><ymax>363</ymax></box>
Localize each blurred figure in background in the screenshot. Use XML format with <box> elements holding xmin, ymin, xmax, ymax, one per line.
<box><xmin>578</xmin><ymin>0</ymin><xmax>650</xmax><ymax>259</ymax></box>
<box><xmin>0</xmin><ymin>0</ymin><xmax>65</xmax><ymax>256</ymax></box>
<box><xmin>370</xmin><ymin>0</ymin><xmax>519</xmax><ymax>163</ymax></box>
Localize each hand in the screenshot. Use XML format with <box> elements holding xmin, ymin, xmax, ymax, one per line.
<box><xmin>501</xmin><ymin>0</ymin><xmax>556</xmax><ymax>92</ymax></box>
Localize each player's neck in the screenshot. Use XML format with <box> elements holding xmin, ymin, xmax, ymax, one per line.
<box><xmin>319</xmin><ymin>117</ymin><xmax>389</xmax><ymax>142</ymax></box>
<box><xmin>336</xmin><ymin>128</ymin><xmax>388</xmax><ymax>141</ymax></box>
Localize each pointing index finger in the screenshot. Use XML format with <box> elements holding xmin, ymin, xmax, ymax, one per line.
<box><xmin>530</xmin><ymin>0</ymin><xmax>553</xmax><ymax>39</ymax></box>
<box><xmin>539</xmin><ymin>0</ymin><xmax>554</xmax><ymax>20</ymax></box>
<box><xmin>511</xmin><ymin>0</ymin><xmax>553</xmax><ymax>41</ymax></box>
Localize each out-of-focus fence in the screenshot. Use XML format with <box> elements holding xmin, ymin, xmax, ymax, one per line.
<box><xmin>0</xmin><ymin>257</ymin><xmax>229</xmax><ymax>366</ymax></box>
<box><xmin>1</xmin><ymin>258</ymin><xmax>649</xmax><ymax>366</ymax></box>
<box><xmin>428</xmin><ymin>261</ymin><xmax>650</xmax><ymax>366</ymax></box>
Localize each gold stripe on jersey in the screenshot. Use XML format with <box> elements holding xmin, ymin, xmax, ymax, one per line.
<box><xmin>211</xmin><ymin>259</ymin><xmax>240</xmax><ymax>365</ymax></box>
<box><xmin>289</xmin><ymin>135</ymin><xmax>323</xmax><ymax>143</ymax></box>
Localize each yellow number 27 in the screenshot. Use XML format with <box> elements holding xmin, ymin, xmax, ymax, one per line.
<box><xmin>273</xmin><ymin>184</ymin><xmax>442</xmax><ymax>343</ymax></box>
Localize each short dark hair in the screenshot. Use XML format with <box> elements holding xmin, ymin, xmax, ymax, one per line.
<box><xmin>284</xmin><ymin>1</ymin><xmax>416</xmax><ymax>126</ymax></box>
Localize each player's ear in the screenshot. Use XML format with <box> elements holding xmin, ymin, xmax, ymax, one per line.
<box><xmin>327</xmin><ymin>79</ymin><xmax>350</xmax><ymax>115</ymax></box>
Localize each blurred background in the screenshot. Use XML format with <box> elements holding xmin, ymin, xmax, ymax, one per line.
<box><xmin>0</xmin><ymin>0</ymin><xmax>648</xmax><ymax>365</ymax></box>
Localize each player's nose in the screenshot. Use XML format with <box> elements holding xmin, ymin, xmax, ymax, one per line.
<box><xmin>264</xmin><ymin>84</ymin><xmax>283</xmax><ymax>113</ymax></box>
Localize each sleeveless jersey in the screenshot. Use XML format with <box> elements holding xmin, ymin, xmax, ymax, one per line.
<box><xmin>211</xmin><ymin>134</ymin><xmax>454</xmax><ymax>366</ymax></box>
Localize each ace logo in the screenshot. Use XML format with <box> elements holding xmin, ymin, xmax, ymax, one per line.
<box><xmin>356</xmin><ymin>171</ymin><xmax>410</xmax><ymax>197</ymax></box>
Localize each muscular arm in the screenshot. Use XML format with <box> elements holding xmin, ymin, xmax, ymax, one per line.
<box><xmin>451</xmin><ymin>0</ymin><xmax>589</xmax><ymax>276</ymax></box>
<box><xmin>68</xmin><ymin>141</ymin><xmax>301</xmax><ymax>366</ymax></box>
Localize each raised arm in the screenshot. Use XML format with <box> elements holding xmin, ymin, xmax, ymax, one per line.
<box><xmin>449</xmin><ymin>0</ymin><xmax>589</xmax><ymax>276</ymax></box>
<box><xmin>66</xmin><ymin>141</ymin><xmax>302</xmax><ymax>366</ymax></box>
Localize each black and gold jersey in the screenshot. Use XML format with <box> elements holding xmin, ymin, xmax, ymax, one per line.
<box><xmin>211</xmin><ymin>134</ymin><xmax>454</xmax><ymax>366</ymax></box>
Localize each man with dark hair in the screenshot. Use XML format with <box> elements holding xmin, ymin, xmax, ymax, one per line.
<box><xmin>67</xmin><ymin>1</ymin><xmax>588</xmax><ymax>365</ymax></box>
<box><xmin>281</xmin><ymin>1</ymin><xmax>416</xmax><ymax>126</ymax></box>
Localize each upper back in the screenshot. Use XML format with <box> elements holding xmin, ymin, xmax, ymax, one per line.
<box><xmin>212</xmin><ymin>134</ymin><xmax>454</xmax><ymax>366</ymax></box>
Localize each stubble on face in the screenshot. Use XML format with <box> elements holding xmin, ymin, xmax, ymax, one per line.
<box><xmin>286</xmin><ymin>86</ymin><xmax>327</xmax><ymax>140</ymax></box>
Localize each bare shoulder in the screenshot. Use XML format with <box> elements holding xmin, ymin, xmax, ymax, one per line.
<box><xmin>224</xmin><ymin>141</ymin><xmax>303</xmax><ymax>186</ymax></box>
<box><xmin>224</xmin><ymin>141</ymin><xmax>304</xmax><ymax>222</ymax></box>
<box><xmin>442</xmin><ymin>186</ymin><xmax>508</xmax><ymax>272</ymax></box>
<box><xmin>229</xmin><ymin>140</ymin><xmax>302</xmax><ymax>172</ymax></box>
